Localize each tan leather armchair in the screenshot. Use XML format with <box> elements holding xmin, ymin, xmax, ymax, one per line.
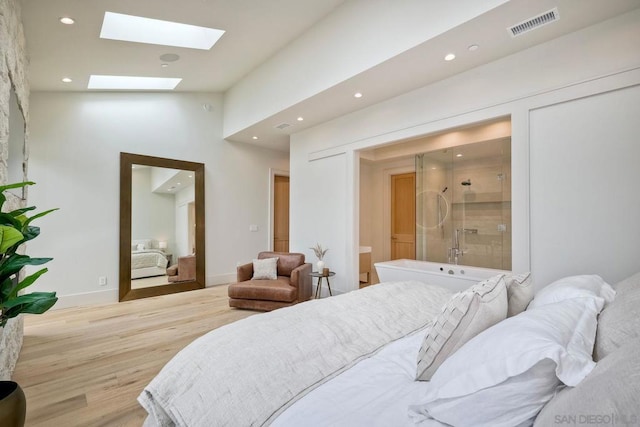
<box><xmin>228</xmin><ymin>251</ymin><xmax>312</xmax><ymax>311</ymax></box>
<box><xmin>167</xmin><ymin>254</ymin><xmax>196</xmax><ymax>283</ymax></box>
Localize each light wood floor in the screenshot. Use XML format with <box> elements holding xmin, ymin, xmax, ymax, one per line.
<box><xmin>13</xmin><ymin>285</ymin><xmax>258</xmax><ymax>427</ymax></box>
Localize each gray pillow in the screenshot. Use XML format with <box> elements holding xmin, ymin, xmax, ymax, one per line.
<box><xmin>416</xmin><ymin>274</ymin><xmax>507</xmax><ymax>381</ymax></box>
<box><xmin>252</xmin><ymin>257</ymin><xmax>278</xmax><ymax>280</ymax></box>
<box><xmin>534</xmin><ymin>340</ymin><xmax>640</xmax><ymax>426</ymax></box>
<box><xmin>505</xmin><ymin>272</ymin><xmax>533</xmax><ymax>317</ymax></box>
<box><xmin>593</xmin><ymin>272</ymin><xmax>640</xmax><ymax>361</ymax></box>
<box><xmin>613</xmin><ymin>271</ymin><xmax>640</xmax><ymax>295</ymax></box>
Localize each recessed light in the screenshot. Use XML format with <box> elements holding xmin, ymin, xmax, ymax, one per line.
<box><xmin>468</xmin><ymin>44</ymin><xmax>479</xmax><ymax>51</ymax></box>
<box><xmin>297</xmin><ymin>117</ymin><xmax>304</xmax><ymax>121</ymax></box>
<box><xmin>444</xmin><ymin>53</ymin><xmax>456</xmax><ymax>61</ymax></box>
<box><xmin>61</xmin><ymin>77</ymin><xmax>72</xmax><ymax>83</ymax></box>
<box><xmin>161</xmin><ymin>63</ymin><xmax>169</xmax><ymax>68</ymax></box>
<box><xmin>59</xmin><ymin>17</ymin><xmax>75</xmax><ymax>25</ymax></box>
<box><xmin>88</xmin><ymin>75</ymin><xmax>182</xmax><ymax>90</ymax></box>
<box><xmin>354</xmin><ymin>92</ymin><xmax>363</xmax><ymax>98</ymax></box>
<box><xmin>252</xmin><ymin>136</ymin><xmax>259</xmax><ymax>140</ymax></box>
<box><xmin>177</xmin><ymin>182</ymin><xmax>181</xmax><ymax>185</ymax></box>
<box><xmin>188</xmin><ymin>174</ymin><xmax>193</xmax><ymax>178</ymax></box>
<box><xmin>456</xmin><ymin>153</ymin><xmax>463</xmax><ymax>157</ymax></box>
<box><xmin>159</xmin><ymin>53</ymin><xmax>180</xmax><ymax>62</ymax></box>
<box><xmin>100</xmin><ymin>12</ymin><xmax>225</xmax><ymax>50</ymax></box>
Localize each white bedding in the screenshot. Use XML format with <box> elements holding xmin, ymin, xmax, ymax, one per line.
<box><xmin>139</xmin><ymin>281</ymin><xmax>453</xmax><ymax>427</ymax></box>
<box><xmin>132</xmin><ymin>249</ymin><xmax>168</xmax><ymax>270</ymax></box>
<box><xmin>272</xmin><ymin>328</ymin><xmax>446</xmax><ymax>427</ymax></box>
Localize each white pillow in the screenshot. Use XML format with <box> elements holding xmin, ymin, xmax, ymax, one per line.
<box><xmin>505</xmin><ymin>272</ymin><xmax>533</xmax><ymax>317</ymax></box>
<box><xmin>528</xmin><ymin>274</ymin><xmax>615</xmax><ymax>310</ymax></box>
<box><xmin>252</xmin><ymin>257</ymin><xmax>278</xmax><ymax>280</ymax></box>
<box><xmin>136</xmin><ymin>243</ymin><xmax>145</xmax><ymax>251</ymax></box>
<box><xmin>416</xmin><ymin>274</ymin><xmax>507</xmax><ymax>381</ymax></box>
<box><xmin>409</xmin><ymin>297</ymin><xmax>604</xmax><ymax>427</ymax></box>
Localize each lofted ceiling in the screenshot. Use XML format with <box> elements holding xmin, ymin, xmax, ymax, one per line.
<box><xmin>21</xmin><ymin>0</ymin><xmax>346</xmax><ymax>92</ymax></box>
<box><xmin>20</xmin><ymin>0</ymin><xmax>640</xmax><ymax>151</ymax></box>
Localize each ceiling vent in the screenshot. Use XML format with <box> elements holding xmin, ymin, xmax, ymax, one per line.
<box><xmin>508</xmin><ymin>8</ymin><xmax>559</xmax><ymax>38</ymax></box>
<box><xmin>274</xmin><ymin>123</ymin><xmax>291</xmax><ymax>130</ymax></box>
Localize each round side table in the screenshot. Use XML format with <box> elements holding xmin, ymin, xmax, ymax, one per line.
<box><xmin>310</xmin><ymin>271</ymin><xmax>335</xmax><ymax>298</ymax></box>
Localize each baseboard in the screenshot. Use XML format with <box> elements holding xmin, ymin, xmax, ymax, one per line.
<box><xmin>53</xmin><ymin>289</ymin><xmax>119</xmax><ymax>310</ymax></box>
<box><xmin>52</xmin><ymin>277</ymin><xmax>234</xmax><ymax>309</ymax></box>
<box><xmin>206</xmin><ymin>273</ymin><xmax>235</xmax><ymax>287</ymax></box>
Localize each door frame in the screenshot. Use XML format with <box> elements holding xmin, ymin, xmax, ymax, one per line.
<box><xmin>268</xmin><ymin>168</ymin><xmax>290</xmax><ymax>251</ymax></box>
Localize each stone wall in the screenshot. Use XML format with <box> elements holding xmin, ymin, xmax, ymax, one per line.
<box><xmin>0</xmin><ymin>0</ymin><xmax>30</xmax><ymax>380</ymax></box>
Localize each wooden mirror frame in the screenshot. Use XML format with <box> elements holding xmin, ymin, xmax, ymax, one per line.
<box><xmin>119</xmin><ymin>152</ymin><xmax>205</xmax><ymax>301</ymax></box>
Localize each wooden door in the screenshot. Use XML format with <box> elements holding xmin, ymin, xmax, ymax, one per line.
<box><xmin>273</xmin><ymin>175</ymin><xmax>290</xmax><ymax>252</ymax></box>
<box><xmin>391</xmin><ymin>172</ymin><xmax>416</xmax><ymax>260</ymax></box>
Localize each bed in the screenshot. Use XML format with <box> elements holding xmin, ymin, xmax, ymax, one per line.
<box><xmin>131</xmin><ymin>239</ymin><xmax>169</xmax><ymax>279</ymax></box>
<box><xmin>139</xmin><ymin>271</ymin><xmax>640</xmax><ymax>426</ymax></box>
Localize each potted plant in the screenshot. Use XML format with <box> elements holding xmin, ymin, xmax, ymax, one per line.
<box><xmin>0</xmin><ymin>182</ymin><xmax>57</xmax><ymax>427</ymax></box>
<box><xmin>310</xmin><ymin>243</ymin><xmax>328</xmax><ymax>274</ymax></box>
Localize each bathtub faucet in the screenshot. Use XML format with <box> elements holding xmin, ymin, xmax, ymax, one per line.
<box><xmin>448</xmin><ymin>228</ymin><xmax>478</xmax><ymax>264</ymax></box>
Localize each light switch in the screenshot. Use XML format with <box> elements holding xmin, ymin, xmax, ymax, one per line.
<box><xmin>249</xmin><ymin>224</ymin><xmax>259</xmax><ymax>232</ymax></box>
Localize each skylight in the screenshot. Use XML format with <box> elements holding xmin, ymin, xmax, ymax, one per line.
<box><xmin>100</xmin><ymin>12</ymin><xmax>225</xmax><ymax>50</ymax></box>
<box><xmin>88</xmin><ymin>75</ymin><xmax>182</xmax><ymax>90</ymax></box>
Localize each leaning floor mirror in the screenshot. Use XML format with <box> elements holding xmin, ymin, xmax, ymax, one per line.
<box><xmin>119</xmin><ymin>153</ymin><xmax>205</xmax><ymax>301</ymax></box>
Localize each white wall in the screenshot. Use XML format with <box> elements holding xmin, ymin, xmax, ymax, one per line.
<box><xmin>27</xmin><ymin>92</ymin><xmax>289</xmax><ymax>307</ymax></box>
<box><xmin>530</xmin><ymin>85</ymin><xmax>640</xmax><ymax>286</ymax></box>
<box><xmin>290</xmin><ymin>9</ymin><xmax>640</xmax><ymax>293</ymax></box>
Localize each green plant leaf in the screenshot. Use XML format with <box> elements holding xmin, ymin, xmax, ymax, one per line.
<box><xmin>0</xmin><ymin>254</ymin><xmax>51</xmax><ymax>284</ymax></box>
<box><xmin>0</xmin><ymin>276</ymin><xmax>15</xmax><ymax>302</ymax></box>
<box><xmin>0</xmin><ymin>226</ymin><xmax>24</xmax><ymax>253</ymax></box>
<box><xmin>23</xmin><ymin>208</ymin><xmax>59</xmax><ymax>229</ymax></box>
<box><xmin>0</xmin><ymin>181</ymin><xmax>35</xmax><ymax>193</ymax></box>
<box><xmin>2</xmin><ymin>292</ymin><xmax>58</xmax><ymax>316</ymax></box>
<box><xmin>0</xmin><ymin>213</ymin><xmax>22</xmax><ymax>229</ymax></box>
<box><xmin>17</xmin><ymin>225</ymin><xmax>40</xmax><ymax>245</ymax></box>
<box><xmin>8</xmin><ymin>206</ymin><xmax>36</xmax><ymax>217</ymax></box>
<box><xmin>11</xmin><ymin>268</ymin><xmax>48</xmax><ymax>298</ymax></box>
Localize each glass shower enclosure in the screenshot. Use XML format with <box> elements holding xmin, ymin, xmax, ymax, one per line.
<box><xmin>415</xmin><ymin>138</ymin><xmax>511</xmax><ymax>270</ymax></box>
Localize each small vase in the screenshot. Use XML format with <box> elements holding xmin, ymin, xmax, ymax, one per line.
<box><xmin>0</xmin><ymin>381</ymin><xmax>26</xmax><ymax>427</ymax></box>
<box><xmin>316</xmin><ymin>260</ymin><xmax>325</xmax><ymax>273</ymax></box>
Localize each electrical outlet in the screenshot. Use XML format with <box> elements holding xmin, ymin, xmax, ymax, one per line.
<box><xmin>98</xmin><ymin>276</ymin><xmax>107</xmax><ymax>286</ymax></box>
<box><xmin>249</xmin><ymin>224</ymin><xmax>259</xmax><ymax>232</ymax></box>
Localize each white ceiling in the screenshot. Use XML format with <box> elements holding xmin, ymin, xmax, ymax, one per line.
<box><xmin>20</xmin><ymin>0</ymin><xmax>640</xmax><ymax>151</ymax></box>
<box><xmin>21</xmin><ymin>0</ymin><xmax>346</xmax><ymax>92</ymax></box>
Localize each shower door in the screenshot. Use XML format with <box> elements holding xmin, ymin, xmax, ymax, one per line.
<box><xmin>416</xmin><ymin>138</ymin><xmax>511</xmax><ymax>270</ymax></box>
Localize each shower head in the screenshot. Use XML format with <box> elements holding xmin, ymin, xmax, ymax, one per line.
<box><xmin>461</xmin><ymin>179</ymin><xmax>471</xmax><ymax>186</ymax></box>
<box><xmin>442</xmin><ymin>186</ymin><xmax>448</xmax><ymax>193</ymax></box>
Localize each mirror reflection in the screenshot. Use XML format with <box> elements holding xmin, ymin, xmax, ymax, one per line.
<box><xmin>119</xmin><ymin>153</ymin><xmax>205</xmax><ymax>301</ymax></box>
<box><xmin>130</xmin><ymin>165</ymin><xmax>196</xmax><ymax>289</ymax></box>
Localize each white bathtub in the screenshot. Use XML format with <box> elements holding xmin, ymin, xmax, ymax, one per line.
<box><xmin>374</xmin><ymin>259</ymin><xmax>509</xmax><ymax>292</ymax></box>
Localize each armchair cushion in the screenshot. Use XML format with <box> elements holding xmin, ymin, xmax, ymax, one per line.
<box><xmin>228</xmin><ymin>278</ymin><xmax>296</xmax><ymax>302</ymax></box>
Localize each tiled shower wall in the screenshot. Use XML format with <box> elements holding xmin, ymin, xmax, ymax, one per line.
<box><xmin>0</xmin><ymin>0</ymin><xmax>30</xmax><ymax>379</ymax></box>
